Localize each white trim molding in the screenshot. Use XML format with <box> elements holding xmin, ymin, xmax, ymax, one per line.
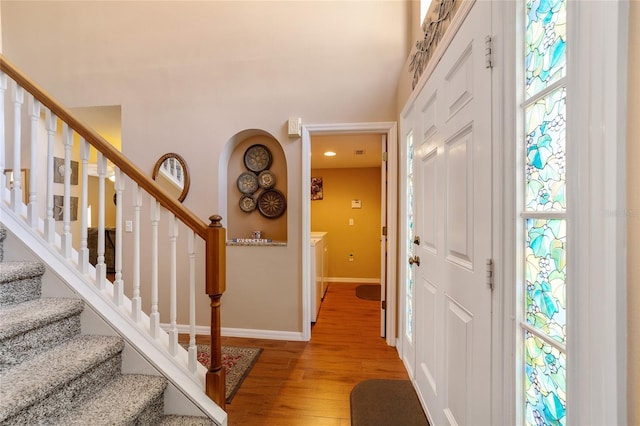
<box><xmin>165</xmin><ymin>324</ymin><xmax>306</xmax><ymax>342</ymax></box>
<box><xmin>301</xmin><ymin>122</ymin><xmax>398</xmax><ymax>345</ymax></box>
<box><xmin>567</xmin><ymin>0</ymin><xmax>629</xmax><ymax>424</ymax></box>
<box><xmin>325</xmin><ymin>277</ymin><xmax>381</xmax><ymax>284</ymax></box>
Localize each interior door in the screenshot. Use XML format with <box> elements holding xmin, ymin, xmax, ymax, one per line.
<box><xmin>412</xmin><ymin>2</ymin><xmax>493</xmax><ymax>425</ymax></box>
<box><xmin>380</xmin><ymin>134</ymin><xmax>387</xmax><ymax>337</ymax></box>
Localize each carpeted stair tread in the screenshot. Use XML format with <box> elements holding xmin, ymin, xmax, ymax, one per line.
<box><xmin>0</xmin><ymin>261</ymin><xmax>46</xmax><ymax>306</ymax></box>
<box><xmin>0</xmin><ymin>297</ymin><xmax>83</xmax><ymax>341</ymax></box>
<box><xmin>0</xmin><ymin>335</ymin><xmax>124</xmax><ymax>422</ymax></box>
<box><xmin>159</xmin><ymin>414</ymin><xmax>216</xmax><ymax>425</ymax></box>
<box><xmin>0</xmin><ymin>261</ymin><xmax>45</xmax><ymax>284</ymax></box>
<box><xmin>51</xmin><ymin>374</ymin><xmax>168</xmax><ymax>425</ymax></box>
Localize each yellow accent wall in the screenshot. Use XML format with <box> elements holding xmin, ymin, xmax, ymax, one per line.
<box><xmin>627</xmin><ymin>1</ymin><xmax>640</xmax><ymax>423</ymax></box>
<box><xmin>311</xmin><ymin>167</ymin><xmax>381</xmax><ymax>281</ymax></box>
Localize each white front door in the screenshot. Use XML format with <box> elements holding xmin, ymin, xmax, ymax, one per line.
<box><xmin>411</xmin><ymin>2</ymin><xmax>493</xmax><ymax>424</ymax></box>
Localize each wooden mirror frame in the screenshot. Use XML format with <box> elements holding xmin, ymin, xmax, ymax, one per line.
<box><xmin>152</xmin><ymin>153</ymin><xmax>190</xmax><ymax>202</ymax></box>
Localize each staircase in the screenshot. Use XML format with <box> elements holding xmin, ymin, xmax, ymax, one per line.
<box><xmin>0</xmin><ymin>226</ymin><xmax>214</xmax><ymax>425</ymax></box>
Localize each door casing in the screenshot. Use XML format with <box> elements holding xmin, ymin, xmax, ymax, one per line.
<box><xmin>301</xmin><ymin>122</ymin><xmax>398</xmax><ymax>344</ymax></box>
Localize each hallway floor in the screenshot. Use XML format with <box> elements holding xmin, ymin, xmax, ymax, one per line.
<box><xmin>218</xmin><ymin>282</ymin><xmax>410</xmax><ymax>425</ymax></box>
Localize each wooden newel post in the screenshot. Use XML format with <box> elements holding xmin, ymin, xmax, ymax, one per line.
<box><xmin>205</xmin><ymin>215</ymin><xmax>226</xmax><ymax>409</ymax></box>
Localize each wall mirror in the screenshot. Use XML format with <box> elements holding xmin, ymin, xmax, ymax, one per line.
<box><xmin>152</xmin><ymin>153</ymin><xmax>190</xmax><ymax>202</ymax></box>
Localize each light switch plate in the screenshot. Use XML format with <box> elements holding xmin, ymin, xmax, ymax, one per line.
<box><xmin>288</xmin><ymin>117</ymin><xmax>301</xmax><ymax>137</ymax></box>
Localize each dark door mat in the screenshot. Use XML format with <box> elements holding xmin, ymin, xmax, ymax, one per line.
<box><xmin>350</xmin><ymin>379</ymin><xmax>429</xmax><ymax>426</ymax></box>
<box><xmin>355</xmin><ymin>284</ymin><xmax>381</xmax><ymax>301</ymax></box>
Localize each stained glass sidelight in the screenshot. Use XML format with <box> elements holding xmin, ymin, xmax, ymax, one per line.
<box><xmin>525</xmin><ymin>0</ymin><xmax>566</xmax><ymax>97</ymax></box>
<box><xmin>525</xmin><ymin>88</ymin><xmax>566</xmax><ymax>212</ymax></box>
<box><xmin>525</xmin><ymin>219</ymin><xmax>566</xmax><ymax>343</ymax></box>
<box><xmin>406</xmin><ymin>133</ymin><xmax>414</xmax><ymax>341</ymax></box>
<box><xmin>524</xmin><ymin>331</ymin><xmax>567</xmax><ymax>426</ymax></box>
<box><xmin>523</xmin><ymin>0</ymin><xmax>567</xmax><ymax>424</ymax></box>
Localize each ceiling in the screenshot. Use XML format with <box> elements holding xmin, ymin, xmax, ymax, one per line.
<box><xmin>310</xmin><ymin>134</ymin><xmax>383</xmax><ymax>169</ymax></box>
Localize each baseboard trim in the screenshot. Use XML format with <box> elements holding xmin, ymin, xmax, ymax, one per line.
<box><xmin>325</xmin><ymin>277</ymin><xmax>381</xmax><ymax>284</ymax></box>
<box><xmin>162</xmin><ymin>323</ymin><xmax>306</xmax><ymax>342</ymax></box>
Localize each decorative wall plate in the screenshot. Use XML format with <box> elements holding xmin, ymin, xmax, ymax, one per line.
<box><xmin>244</xmin><ymin>144</ymin><xmax>272</xmax><ymax>173</ymax></box>
<box><xmin>239</xmin><ymin>194</ymin><xmax>257</xmax><ymax>212</ymax></box>
<box><xmin>237</xmin><ymin>172</ymin><xmax>258</xmax><ymax>194</ymax></box>
<box><xmin>258</xmin><ymin>170</ymin><xmax>276</xmax><ymax>189</ymax></box>
<box><xmin>257</xmin><ymin>189</ymin><xmax>286</xmax><ymax>219</ymax></box>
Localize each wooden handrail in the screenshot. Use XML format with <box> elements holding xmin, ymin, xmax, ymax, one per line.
<box><xmin>0</xmin><ymin>54</ymin><xmax>226</xmax><ymax>408</ymax></box>
<box><xmin>0</xmin><ymin>54</ymin><xmax>209</xmax><ymax>238</ymax></box>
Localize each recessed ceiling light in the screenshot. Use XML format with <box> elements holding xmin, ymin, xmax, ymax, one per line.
<box><xmin>324</xmin><ymin>151</ymin><xmax>337</xmax><ymax>157</ymax></box>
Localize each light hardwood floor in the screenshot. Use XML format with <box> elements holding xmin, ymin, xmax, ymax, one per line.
<box><xmin>200</xmin><ymin>283</ymin><xmax>410</xmax><ymax>425</ymax></box>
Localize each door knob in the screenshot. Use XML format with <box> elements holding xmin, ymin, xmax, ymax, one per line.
<box><xmin>408</xmin><ymin>256</ymin><xmax>420</xmax><ymax>266</ymax></box>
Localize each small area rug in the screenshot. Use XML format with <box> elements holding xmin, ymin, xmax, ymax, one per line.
<box><xmin>355</xmin><ymin>284</ymin><xmax>381</xmax><ymax>301</ymax></box>
<box><xmin>350</xmin><ymin>379</ymin><xmax>429</xmax><ymax>426</ymax></box>
<box><xmin>182</xmin><ymin>343</ymin><xmax>262</xmax><ymax>404</ymax></box>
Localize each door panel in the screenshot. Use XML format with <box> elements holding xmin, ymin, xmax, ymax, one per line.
<box><xmin>411</xmin><ymin>2</ymin><xmax>492</xmax><ymax>425</ymax></box>
<box><xmin>444</xmin><ymin>297</ymin><xmax>473</xmax><ymax>426</ymax></box>
<box><xmin>445</xmin><ymin>126</ymin><xmax>473</xmax><ymax>267</ymax></box>
<box><xmin>422</xmin><ymin>147</ymin><xmax>438</xmax><ymax>251</ymax></box>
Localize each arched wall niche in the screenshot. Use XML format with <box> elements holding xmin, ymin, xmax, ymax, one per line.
<box><xmin>221</xmin><ymin>129</ymin><xmax>288</xmax><ymax>243</ymax></box>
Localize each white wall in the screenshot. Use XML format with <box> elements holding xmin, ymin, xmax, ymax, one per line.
<box><xmin>1</xmin><ymin>1</ymin><xmax>411</xmax><ymax>334</ymax></box>
<box><xmin>0</xmin><ymin>2</ymin><xmax>3</xmax><ymax>53</ymax></box>
<box><xmin>627</xmin><ymin>1</ymin><xmax>640</xmax><ymax>422</ymax></box>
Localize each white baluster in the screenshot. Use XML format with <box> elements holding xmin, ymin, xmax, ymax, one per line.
<box><xmin>150</xmin><ymin>200</ymin><xmax>160</xmax><ymax>338</ymax></box>
<box><xmin>0</xmin><ymin>72</ymin><xmax>7</xmax><ymax>191</ymax></box>
<box><xmin>96</xmin><ymin>153</ymin><xmax>107</xmax><ymax>290</ymax></box>
<box><xmin>79</xmin><ymin>138</ymin><xmax>90</xmax><ymax>274</ymax></box>
<box><xmin>168</xmin><ymin>213</ymin><xmax>179</xmax><ymax>356</ymax></box>
<box><xmin>113</xmin><ymin>167</ymin><xmax>124</xmax><ymax>306</ymax></box>
<box><xmin>131</xmin><ymin>184</ymin><xmax>142</xmax><ymax>322</ymax></box>
<box><xmin>28</xmin><ymin>95</ymin><xmax>40</xmax><ymax>228</ymax></box>
<box><xmin>44</xmin><ymin>110</ymin><xmax>56</xmax><ymax>243</ymax></box>
<box><xmin>11</xmin><ymin>82</ymin><xmax>23</xmax><ymax>213</ymax></box>
<box><xmin>188</xmin><ymin>230</ymin><xmax>197</xmax><ymax>373</ymax></box>
<box><xmin>61</xmin><ymin>123</ymin><xmax>73</xmax><ymax>258</ymax></box>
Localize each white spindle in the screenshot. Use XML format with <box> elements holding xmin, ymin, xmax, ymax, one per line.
<box><xmin>44</xmin><ymin>110</ymin><xmax>56</xmax><ymax>243</ymax></box>
<box><xmin>0</xmin><ymin>72</ymin><xmax>7</xmax><ymax>191</ymax></box>
<box><xmin>150</xmin><ymin>200</ymin><xmax>160</xmax><ymax>338</ymax></box>
<box><xmin>96</xmin><ymin>153</ymin><xmax>107</xmax><ymax>290</ymax></box>
<box><xmin>168</xmin><ymin>213</ymin><xmax>179</xmax><ymax>356</ymax></box>
<box><xmin>79</xmin><ymin>139</ymin><xmax>90</xmax><ymax>274</ymax></box>
<box><xmin>113</xmin><ymin>167</ymin><xmax>124</xmax><ymax>306</ymax></box>
<box><xmin>61</xmin><ymin>123</ymin><xmax>73</xmax><ymax>258</ymax></box>
<box><xmin>188</xmin><ymin>230</ymin><xmax>197</xmax><ymax>373</ymax></box>
<box><xmin>131</xmin><ymin>184</ymin><xmax>142</xmax><ymax>322</ymax></box>
<box><xmin>11</xmin><ymin>82</ymin><xmax>24</xmax><ymax>213</ymax></box>
<box><xmin>28</xmin><ymin>95</ymin><xmax>40</xmax><ymax>228</ymax></box>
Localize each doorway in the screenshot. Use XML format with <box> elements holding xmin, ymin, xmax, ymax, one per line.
<box><xmin>301</xmin><ymin>122</ymin><xmax>397</xmax><ymax>343</ymax></box>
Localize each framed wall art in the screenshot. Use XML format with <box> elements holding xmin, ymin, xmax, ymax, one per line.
<box><xmin>4</xmin><ymin>168</ymin><xmax>29</xmax><ymax>204</ymax></box>
<box><xmin>311</xmin><ymin>177</ymin><xmax>323</xmax><ymax>200</ymax></box>
<box><xmin>53</xmin><ymin>195</ymin><xmax>79</xmax><ymax>221</ymax></box>
<box><xmin>54</xmin><ymin>157</ymin><xmax>79</xmax><ymax>185</ymax></box>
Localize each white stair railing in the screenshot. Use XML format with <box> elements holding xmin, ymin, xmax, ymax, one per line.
<box><xmin>0</xmin><ymin>54</ymin><xmax>227</xmax><ymax>410</ymax></box>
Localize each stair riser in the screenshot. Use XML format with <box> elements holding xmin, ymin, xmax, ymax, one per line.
<box><xmin>132</xmin><ymin>394</ymin><xmax>165</xmax><ymax>426</ymax></box>
<box><xmin>0</xmin><ymin>314</ymin><xmax>81</xmax><ymax>373</ymax></box>
<box><xmin>0</xmin><ymin>226</ymin><xmax>5</xmax><ymax>262</ymax></box>
<box><xmin>2</xmin><ymin>354</ymin><xmax>123</xmax><ymax>425</ymax></box>
<box><xmin>0</xmin><ymin>277</ymin><xmax>42</xmax><ymax>307</ymax></box>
